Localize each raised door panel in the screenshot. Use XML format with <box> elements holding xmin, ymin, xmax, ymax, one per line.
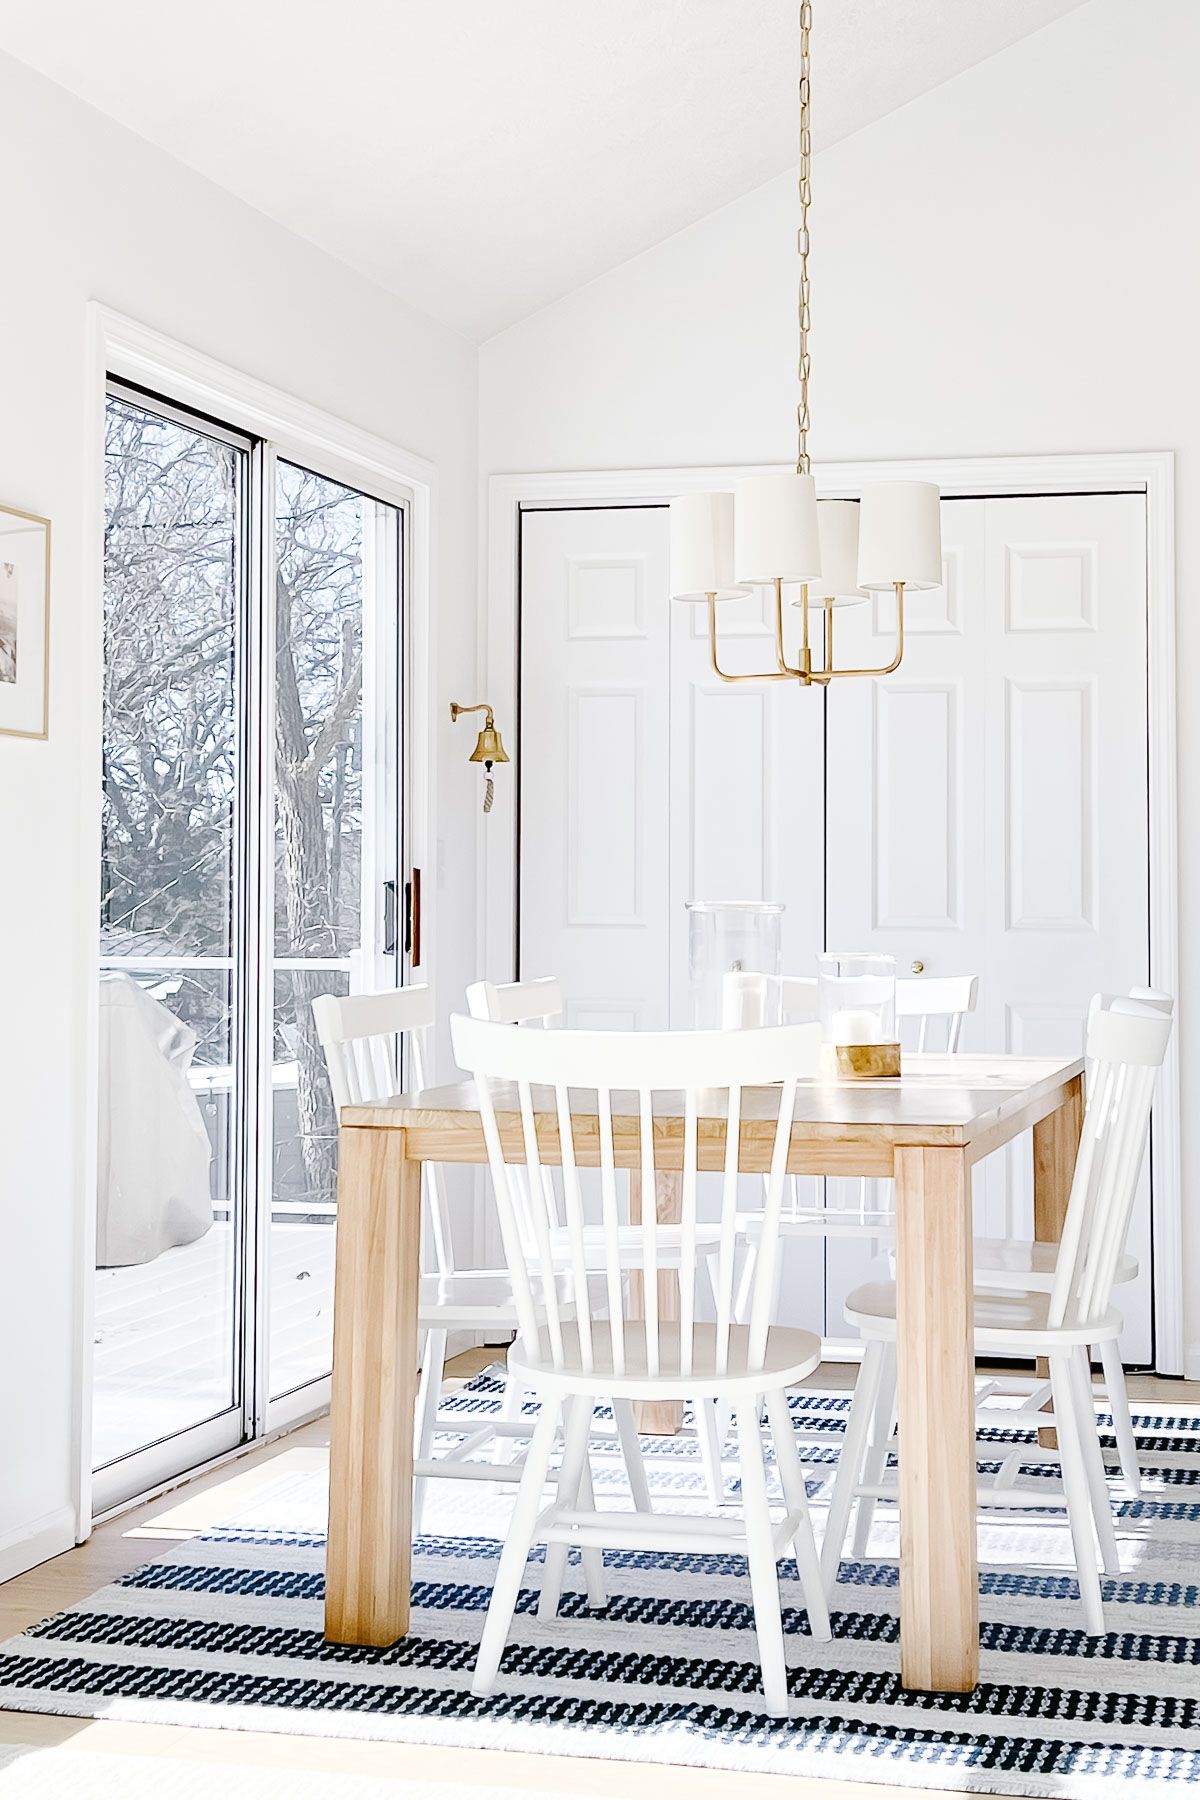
<box><xmin>566</xmin><ymin>684</ymin><xmax>645</xmax><ymax>926</ymax></box>
<box><xmin>1005</xmin><ymin>678</ymin><xmax>1097</xmax><ymax>934</ymax></box>
<box><xmin>872</xmin><ymin>679</ymin><xmax>963</xmax><ymax>932</ymax></box>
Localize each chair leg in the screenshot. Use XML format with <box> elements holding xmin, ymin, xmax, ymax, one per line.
<box><xmin>539</xmin><ymin>1394</ymin><xmax>597</xmax><ymax>1621</ymax></box>
<box><xmin>412</xmin><ymin>1327</ymin><xmax>447</xmax><ymax>1539</ymax></box>
<box><xmin>695</xmin><ymin>1398</ymin><xmax>725</xmax><ymax>1506</ymax></box>
<box><xmin>1070</xmin><ymin>1346</ymin><xmax>1121</xmax><ymax>1576</ymax></box>
<box><xmin>735</xmin><ymin>1398</ymin><xmax>790</xmax><ymax>1718</ymax></box>
<box><xmin>613</xmin><ymin>1399</ymin><xmax>653</xmax><ymax>1513</ymax></box>
<box><xmin>763</xmin><ymin>1388</ymin><xmax>831</xmax><ymax>1641</ymax></box>
<box><xmin>1098</xmin><ymin>1338</ymin><xmax>1142</xmax><ymax>1497</ymax></box>
<box><xmin>850</xmin><ymin>1344</ymin><xmax>896</xmax><ymax>1559</ymax></box>
<box><xmin>1049</xmin><ymin>1354</ymin><xmax>1106</xmax><ymax>1637</ymax></box>
<box><xmin>491</xmin><ymin>1354</ymin><xmax>524</xmax><ymax>1474</ymax></box>
<box><xmin>820</xmin><ymin>1338</ymin><xmax>887</xmax><ymax>1596</ymax></box>
<box><xmin>576</xmin><ymin>1450</ymin><xmax>609</xmax><ymax>1609</ymax></box>
<box><xmin>472</xmin><ymin>1400</ymin><xmax>561</xmax><ymax>1697</ymax></box>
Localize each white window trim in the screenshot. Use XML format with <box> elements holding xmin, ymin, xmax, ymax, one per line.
<box><xmin>75</xmin><ymin>304</ymin><xmax>438</xmax><ymax>1537</ymax></box>
<box><xmin>481</xmin><ymin>450</ymin><xmax>1182</xmax><ymax>1375</ymax></box>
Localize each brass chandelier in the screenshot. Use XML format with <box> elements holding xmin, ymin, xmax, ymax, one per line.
<box><xmin>669</xmin><ymin>1</ymin><xmax>943</xmax><ymax>685</ymax></box>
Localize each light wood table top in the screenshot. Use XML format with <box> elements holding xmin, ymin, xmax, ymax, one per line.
<box><xmin>342</xmin><ymin>1054</ymin><xmax>1084</xmax><ymax>1171</ymax></box>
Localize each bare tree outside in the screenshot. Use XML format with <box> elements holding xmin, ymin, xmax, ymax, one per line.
<box><xmin>273</xmin><ymin>461</ymin><xmax>364</xmax><ymax>1211</ymax></box>
<box><xmin>102</xmin><ymin>404</ymin><xmax>366</xmax><ymax>1218</ymax></box>
<box><xmin>102</xmin><ymin>396</ymin><xmax>239</xmax><ymax>1068</ymax></box>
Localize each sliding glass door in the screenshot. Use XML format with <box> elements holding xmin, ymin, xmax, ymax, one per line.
<box><xmin>95</xmin><ymin>385</ymin><xmax>404</xmax><ymax>1509</ymax></box>
<box><xmin>268</xmin><ymin>461</ymin><xmax>402</xmax><ymax>1404</ymax></box>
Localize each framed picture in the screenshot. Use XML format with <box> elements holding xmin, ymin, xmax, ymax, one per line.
<box><xmin>0</xmin><ymin>502</ymin><xmax>51</xmax><ymax>740</ymax></box>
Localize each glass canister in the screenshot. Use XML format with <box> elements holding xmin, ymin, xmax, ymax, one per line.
<box><xmin>686</xmin><ymin>901</ymin><xmax>784</xmax><ymax>1029</ymax></box>
<box><xmin>817</xmin><ymin>951</ymin><xmax>900</xmax><ymax>1077</ymax></box>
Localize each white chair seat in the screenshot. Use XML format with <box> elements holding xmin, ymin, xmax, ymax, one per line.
<box><xmin>741</xmin><ymin>1208</ymin><xmax>895</xmax><ymax>1242</ymax></box>
<box><xmin>511</xmin><ymin>1320</ymin><xmax>822</xmax><ymax>1401</ymax></box>
<box><xmin>844</xmin><ymin>1278</ymin><xmax>1123</xmax><ymax>1352</ymax></box>
<box><xmin>549</xmin><ymin>1222</ymin><xmax>723</xmax><ymax>1267</ymax></box>
<box><xmin>418</xmin><ymin>1268</ymin><xmax>528</xmax><ymax>1327</ymax></box>
<box><xmin>973</xmin><ymin>1237</ymin><xmax>1138</xmax><ymax>1291</ymax></box>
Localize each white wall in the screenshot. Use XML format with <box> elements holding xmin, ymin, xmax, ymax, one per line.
<box><xmin>479</xmin><ymin>0</ymin><xmax>1200</xmax><ymax>1369</ymax></box>
<box><xmin>0</xmin><ymin>49</ymin><xmax>479</xmax><ymax>1575</ymax></box>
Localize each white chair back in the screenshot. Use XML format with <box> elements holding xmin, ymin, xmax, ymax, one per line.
<box><xmin>467</xmin><ymin>976</ymin><xmax>566</xmax><ymax>1229</ymax></box>
<box><xmin>312</xmin><ymin>984</ymin><xmax>452</xmax><ymax>1275</ymax></box>
<box><xmin>451</xmin><ymin>1015</ymin><xmax>821</xmax><ymax>1380</ymax></box>
<box><xmin>466</xmin><ymin>976</ymin><xmax>562</xmax><ymax>1027</ymax></box>
<box><xmin>723</xmin><ymin>973</ymin><xmax>820</xmax><ymax>1028</ymax></box>
<box><xmin>895</xmin><ymin>974</ymin><xmax>978</xmax><ymax>1052</ymax></box>
<box><xmin>1048</xmin><ymin>996</ymin><xmax>1172</xmax><ymax>1332</ymax></box>
<box><xmin>734</xmin><ymin>970</ymin><xmax>979</xmax><ymax>1052</ymax></box>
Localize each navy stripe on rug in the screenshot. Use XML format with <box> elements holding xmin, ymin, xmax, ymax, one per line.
<box><xmin>32</xmin><ymin>1588</ymin><xmax>1200</xmax><ymax>1668</ymax></box>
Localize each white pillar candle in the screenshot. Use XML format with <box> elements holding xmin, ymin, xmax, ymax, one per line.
<box><xmin>722</xmin><ymin>970</ymin><xmax>767</xmax><ymax>1029</ymax></box>
<box><xmin>831</xmin><ymin>1007</ymin><xmax>880</xmax><ymax>1046</ymax></box>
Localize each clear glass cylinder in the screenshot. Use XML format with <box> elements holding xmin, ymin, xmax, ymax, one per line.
<box><xmin>818</xmin><ymin>951</ymin><xmax>897</xmax><ymax>1046</ymax></box>
<box><xmin>686</xmin><ymin>901</ymin><xmax>784</xmax><ymax>1029</ymax></box>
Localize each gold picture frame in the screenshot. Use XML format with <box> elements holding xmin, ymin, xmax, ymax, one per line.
<box><xmin>0</xmin><ymin>502</ymin><xmax>51</xmax><ymax>740</ymax></box>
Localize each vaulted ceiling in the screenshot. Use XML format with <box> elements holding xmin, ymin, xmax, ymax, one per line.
<box><xmin>0</xmin><ymin>0</ymin><xmax>1087</xmax><ymax>338</ymax></box>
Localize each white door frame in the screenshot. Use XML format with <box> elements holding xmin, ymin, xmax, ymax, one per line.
<box><xmin>482</xmin><ymin>450</ymin><xmax>1182</xmax><ymax>1374</ymax></box>
<box><xmin>77</xmin><ymin>305</ymin><xmax>439</xmax><ymax>1533</ymax></box>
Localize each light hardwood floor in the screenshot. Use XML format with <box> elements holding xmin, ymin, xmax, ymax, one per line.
<box><xmin>1</xmin><ymin>1355</ymin><xmax>1195</xmax><ymax>1800</ymax></box>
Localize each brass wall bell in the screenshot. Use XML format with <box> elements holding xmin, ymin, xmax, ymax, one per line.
<box><xmin>450</xmin><ymin>701</ymin><xmax>509</xmax><ymax>811</ymax></box>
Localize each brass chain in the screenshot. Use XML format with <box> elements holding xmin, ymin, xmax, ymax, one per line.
<box><xmin>796</xmin><ymin>0</ymin><xmax>813</xmax><ymax>475</ymax></box>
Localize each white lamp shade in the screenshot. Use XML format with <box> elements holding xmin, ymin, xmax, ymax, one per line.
<box><xmin>733</xmin><ymin>472</ymin><xmax>822</xmax><ymax>585</ymax></box>
<box><xmin>794</xmin><ymin>499</ymin><xmax>867</xmax><ymax>610</ymax></box>
<box><xmin>856</xmin><ymin>481</ymin><xmax>943</xmax><ymax>591</ymax></box>
<box><xmin>669</xmin><ymin>491</ymin><xmax>748</xmax><ymax>601</ymax></box>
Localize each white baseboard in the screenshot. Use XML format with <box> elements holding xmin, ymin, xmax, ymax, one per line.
<box><xmin>1185</xmin><ymin>1342</ymin><xmax>1200</xmax><ymax>1382</ymax></box>
<box><xmin>0</xmin><ymin>1505</ymin><xmax>76</xmax><ymax>1585</ymax></box>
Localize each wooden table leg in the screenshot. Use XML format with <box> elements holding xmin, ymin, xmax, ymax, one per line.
<box><xmin>628</xmin><ymin>1168</ymin><xmax>684</xmax><ymax>1435</ymax></box>
<box><xmin>1034</xmin><ymin>1076</ymin><xmax>1085</xmax><ymax>1448</ymax></box>
<box><xmin>325</xmin><ymin>1125</ymin><xmax>422</xmax><ymax>1646</ymax></box>
<box><xmin>894</xmin><ymin>1144</ymin><xmax>979</xmax><ymax>1693</ymax></box>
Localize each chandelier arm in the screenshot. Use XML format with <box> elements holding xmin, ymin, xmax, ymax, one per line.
<box><xmin>773</xmin><ymin>578</ymin><xmax>811</xmax><ymax>680</ymax></box>
<box><xmin>810</xmin><ymin>600</ymin><xmax>833</xmax><ymax>685</ymax></box>
<box><xmin>822</xmin><ymin>582</ymin><xmax>907</xmax><ymax>680</ymax></box>
<box><xmin>707</xmin><ymin>593</ymin><xmax>797</xmax><ymax>683</ymax></box>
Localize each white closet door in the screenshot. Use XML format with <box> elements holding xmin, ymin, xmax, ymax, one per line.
<box><xmin>824</xmin><ymin>492</ymin><xmax>1151</xmax><ymax>1358</ymax></box>
<box><xmin>519</xmin><ymin>507</ymin><xmax>672</xmax><ymax>1029</ymax></box>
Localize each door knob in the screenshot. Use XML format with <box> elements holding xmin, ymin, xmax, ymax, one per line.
<box><xmin>910</xmin><ymin>960</ymin><xmax>924</xmax><ymax>974</ymax></box>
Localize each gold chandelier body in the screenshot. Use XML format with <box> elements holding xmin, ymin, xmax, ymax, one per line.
<box><xmin>673</xmin><ymin>1</ymin><xmax>939</xmax><ymax>687</ymax></box>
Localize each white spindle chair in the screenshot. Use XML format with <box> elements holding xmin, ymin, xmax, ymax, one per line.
<box><xmin>452</xmin><ymin>1013</ymin><xmax>832</xmax><ymax>1718</ymax></box>
<box><xmin>971</xmin><ymin>987</ymin><xmax>1174</xmax><ymax>1495</ymax></box>
<box><xmin>823</xmin><ymin>995</ymin><xmax>1173</xmax><ymax>1636</ymax></box>
<box><xmin>466</xmin><ymin>976</ymin><xmax>730</xmax><ymax>1506</ymax></box>
<box><xmin>733</xmin><ymin>974</ymin><xmax>978</xmax><ymax>1316</ymax></box>
<box><xmin>313</xmin><ymin>985</ymin><xmax>534</xmax><ymax>1535</ymax></box>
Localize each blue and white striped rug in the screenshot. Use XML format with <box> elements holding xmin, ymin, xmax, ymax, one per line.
<box><xmin>1</xmin><ymin>1373</ymin><xmax>1198</xmax><ymax>1798</ymax></box>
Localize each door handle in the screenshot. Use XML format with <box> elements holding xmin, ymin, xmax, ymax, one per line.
<box><xmin>383</xmin><ymin>880</ymin><xmax>397</xmax><ymax>957</ymax></box>
<box><xmin>403</xmin><ymin>869</ymin><xmax>422</xmax><ymax>968</ymax></box>
<box><xmin>910</xmin><ymin>960</ymin><xmax>925</xmax><ymax>974</ymax></box>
